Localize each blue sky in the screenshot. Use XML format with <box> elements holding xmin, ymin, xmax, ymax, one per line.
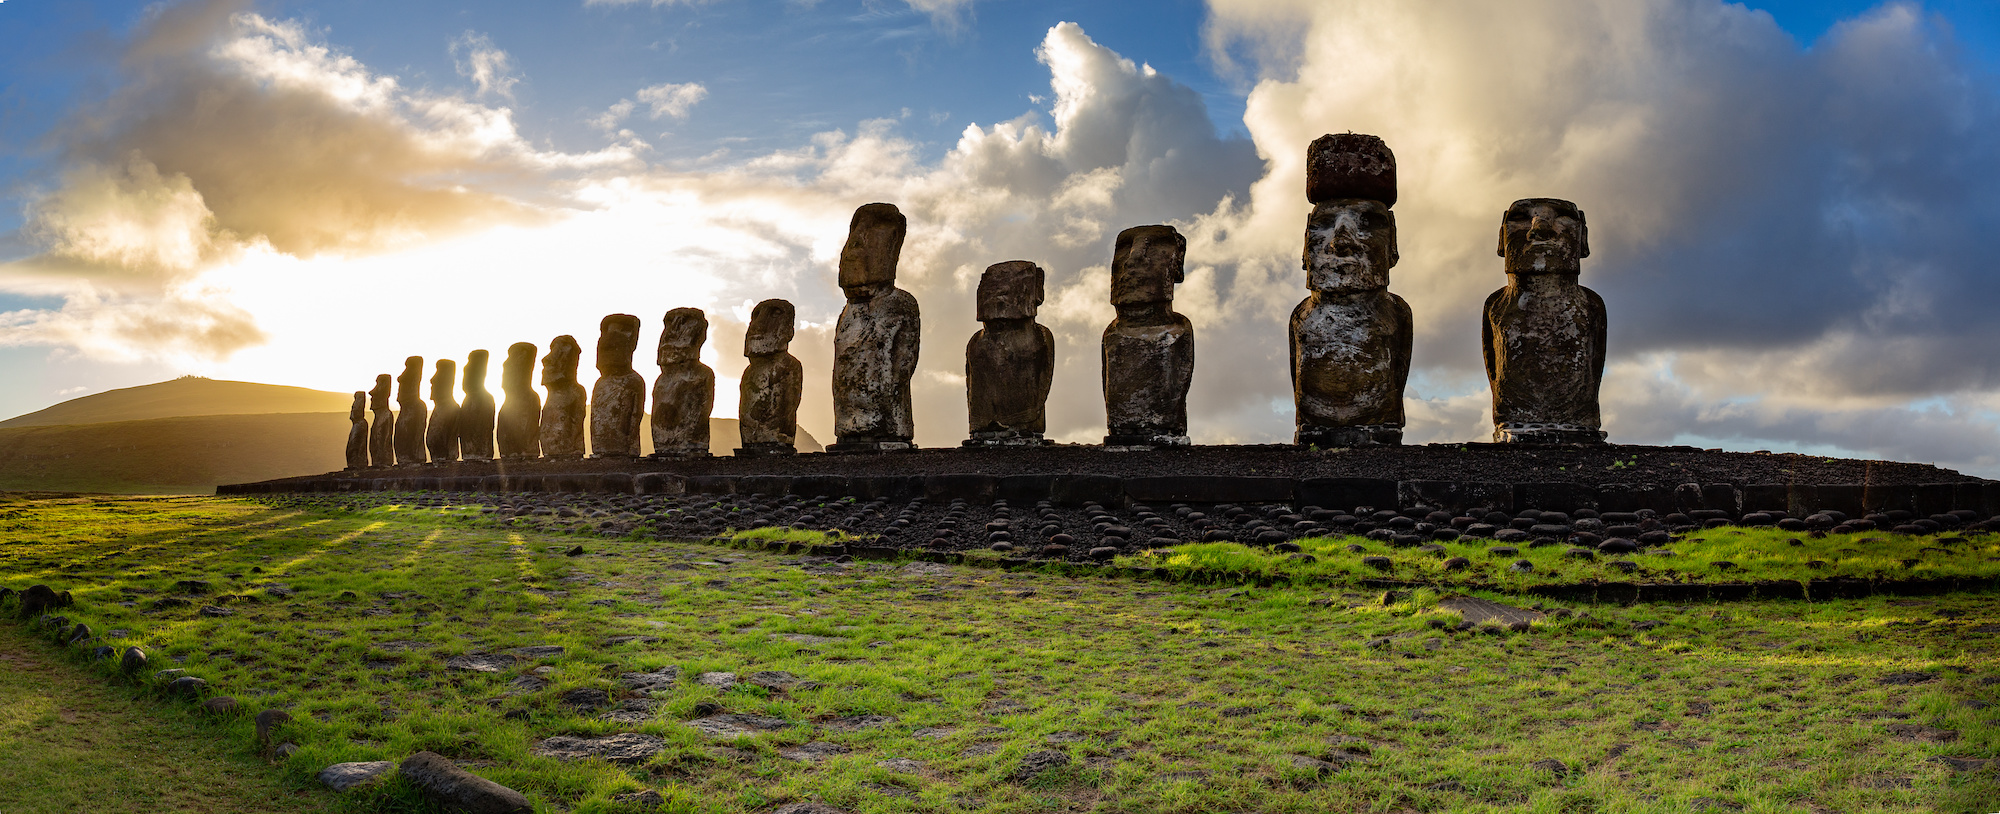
<box><xmin>2</xmin><ymin>1</ymin><xmax>1999</xmax><ymax>474</ymax></box>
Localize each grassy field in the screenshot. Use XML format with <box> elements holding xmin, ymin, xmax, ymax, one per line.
<box><xmin>1</xmin><ymin>492</ymin><xmax>1995</xmax><ymax>813</ymax></box>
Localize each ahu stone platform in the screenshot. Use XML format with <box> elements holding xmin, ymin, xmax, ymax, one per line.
<box><xmin>221</xmin><ymin>443</ymin><xmax>1997</xmax><ymax>520</ymax></box>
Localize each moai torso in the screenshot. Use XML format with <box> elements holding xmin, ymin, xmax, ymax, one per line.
<box><xmin>1291</xmin><ymin>134</ymin><xmax>1409</xmax><ymax>447</ymax></box>
<box><xmin>651</xmin><ymin>308</ymin><xmax>714</xmax><ymax>457</ymax></box>
<box><xmin>393</xmin><ymin>357</ymin><xmax>428</xmax><ymax>465</ymax></box>
<box><xmin>426</xmin><ymin>359</ymin><xmax>460</xmax><ymax>463</ymax></box>
<box><xmin>1102</xmin><ymin>225</ymin><xmax>1193</xmax><ymax>446</ymax></box>
<box><xmin>589</xmin><ymin>314</ymin><xmax>646</xmax><ymax>458</ymax></box>
<box><xmin>539</xmin><ymin>336</ymin><xmax>587</xmax><ymax>458</ymax></box>
<box><xmin>740</xmin><ymin>299</ymin><xmax>803</xmax><ymax>451</ymax></box>
<box><xmin>367</xmin><ymin>374</ymin><xmax>394</xmax><ymax>467</ymax></box>
<box><xmin>966</xmin><ymin>261</ymin><xmax>1055</xmax><ymax>443</ymax></box>
<box><xmin>459</xmin><ymin>350</ymin><xmax>496</xmax><ymax>461</ymax></box>
<box><xmin>345</xmin><ymin>392</ymin><xmax>369</xmax><ymax>470</ymax></box>
<box><xmin>496</xmin><ymin>343</ymin><xmax>541</xmax><ymax>459</ymax></box>
<box><xmin>1483</xmin><ymin>198</ymin><xmax>1605</xmax><ymax>442</ymax></box>
<box><xmin>831</xmin><ymin>203</ymin><xmax>920</xmax><ymax>448</ymax></box>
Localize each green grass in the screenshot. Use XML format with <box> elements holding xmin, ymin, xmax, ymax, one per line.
<box><xmin>1</xmin><ymin>492</ymin><xmax>1996</xmax><ymax>813</ymax></box>
<box><xmin>1122</xmin><ymin>527</ymin><xmax>2000</xmax><ymax>588</ymax></box>
<box><xmin>0</xmin><ymin>619</ymin><xmax>333</xmax><ymax>813</ymax></box>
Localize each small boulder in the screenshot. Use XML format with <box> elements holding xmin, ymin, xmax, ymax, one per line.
<box><xmin>400</xmin><ymin>751</ymin><xmax>532</xmax><ymax>813</ymax></box>
<box><xmin>167</xmin><ymin>676</ymin><xmax>208</xmax><ymax>698</ymax></box>
<box><xmin>200</xmin><ymin>696</ymin><xmax>238</xmax><ymax>716</ymax></box>
<box><xmin>318</xmin><ymin>760</ymin><xmax>395</xmax><ymax>792</ymax></box>
<box><xmin>1008</xmin><ymin>749</ymin><xmax>1071</xmax><ymax>782</ymax></box>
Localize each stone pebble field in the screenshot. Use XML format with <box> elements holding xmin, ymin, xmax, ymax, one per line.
<box><xmin>0</xmin><ymin>492</ymin><xmax>1995</xmax><ymax>813</ymax></box>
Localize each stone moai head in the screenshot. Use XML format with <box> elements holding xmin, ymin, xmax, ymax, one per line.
<box><xmin>371</xmin><ymin>374</ymin><xmax>392</xmax><ymax>410</ymax></box>
<box><xmin>658</xmin><ymin>308</ymin><xmax>708</xmax><ymax>367</ymax></box>
<box><xmin>1111</xmin><ymin>225</ymin><xmax>1186</xmax><ymax>306</ymax></box>
<box><xmin>463</xmin><ymin>350</ymin><xmax>489</xmax><ymax>395</ymax></box>
<box><xmin>745</xmin><ymin>299</ymin><xmax>796</xmax><ymax>357</ymax></box>
<box><xmin>504</xmin><ymin>343</ymin><xmax>536</xmax><ymax>388</ymax></box>
<box><xmin>1302</xmin><ymin>132</ymin><xmax>1398</xmax><ymax>293</ymax></box>
<box><xmin>1306</xmin><ymin>133</ymin><xmax>1397</xmax><ymax>207</ymax></box>
<box><xmin>1304</xmin><ymin>200</ymin><xmax>1397</xmax><ymax>292</ymax></box>
<box><xmin>542</xmin><ymin>335</ymin><xmax>581</xmax><ymax>388</ymax></box>
<box><xmin>837</xmin><ymin>202</ymin><xmax>907</xmax><ymax>297</ymax></box>
<box><xmin>350</xmin><ymin>391</ymin><xmax>366</xmax><ymax>421</ymax></box>
<box><xmin>398</xmin><ymin>357</ymin><xmax>424</xmax><ymax>398</ymax></box>
<box><xmin>977</xmin><ymin>261</ymin><xmax>1044</xmax><ymax>322</ymax></box>
<box><xmin>596</xmin><ymin>314</ymin><xmax>641</xmax><ymax>375</ymax></box>
<box><xmin>429</xmin><ymin>359</ymin><xmax>457</xmax><ymax>402</ymax></box>
<box><xmin>1499</xmin><ymin>197</ymin><xmax>1589</xmax><ymax>275</ymax></box>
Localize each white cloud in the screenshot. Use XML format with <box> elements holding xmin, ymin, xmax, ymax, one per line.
<box><xmin>451</xmin><ymin>32</ymin><xmax>520</xmax><ymax>99</ymax></box>
<box><xmin>636</xmin><ymin>81</ymin><xmax>708</xmax><ymax>120</ymax></box>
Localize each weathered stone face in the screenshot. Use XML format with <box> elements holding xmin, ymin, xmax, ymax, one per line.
<box><xmin>590</xmin><ymin>315</ymin><xmax>646</xmax><ymax>458</ymax></box>
<box><xmin>740</xmin><ymin>299</ymin><xmax>802</xmax><ymax>453</ymax></box>
<box><xmin>458</xmin><ymin>349</ymin><xmax>496</xmax><ymax>461</ymax></box>
<box><xmin>394</xmin><ymin>357</ymin><xmax>428</xmax><ymax>466</ymax></box>
<box><xmin>1303</xmin><ymin>200</ymin><xmax>1397</xmax><ymax>292</ymax></box>
<box><xmin>1103</xmin><ymin>226</ymin><xmax>1193</xmax><ymax>445</ymax></box>
<box><xmin>652</xmin><ymin>308</ymin><xmax>713</xmax><ymax>457</ymax></box>
<box><xmin>837</xmin><ymin>203</ymin><xmax>907</xmax><ymax>290</ymax></box>
<box><xmin>496</xmin><ymin>343</ymin><xmax>541</xmax><ymax>460</ymax></box>
<box><xmin>345</xmin><ymin>392</ymin><xmax>369</xmax><ymax>470</ymax></box>
<box><xmin>833</xmin><ymin>207</ymin><xmax>920</xmax><ymax>450</ymax></box>
<box><xmin>1498</xmin><ymin>198</ymin><xmax>1589</xmax><ymax>274</ymax></box>
<box><xmin>1306</xmin><ymin>133</ymin><xmax>1397</xmax><ymax>207</ymax></box>
<box><xmin>539</xmin><ymin>336</ymin><xmax>587</xmax><ymax>458</ymax></box>
<box><xmin>1111</xmin><ymin>225</ymin><xmax>1186</xmax><ymax>306</ymax></box>
<box><xmin>976</xmin><ymin>260</ymin><xmax>1043</xmax><ymax>321</ymax></box>
<box><xmin>1485</xmin><ymin>198</ymin><xmax>1605</xmax><ymax>443</ymax></box>
<box><xmin>658</xmin><ymin>308</ymin><xmax>707</xmax><ymax>365</ymax></box>
<box><xmin>967</xmin><ymin>262</ymin><xmax>1053</xmax><ymax>443</ymax></box>
<box><xmin>368</xmin><ymin>374</ymin><xmax>394</xmax><ymax>467</ymax></box>
<box><xmin>426</xmin><ymin>359</ymin><xmax>461</xmax><ymax>463</ymax></box>
<box><xmin>745</xmin><ymin>300</ymin><xmax>795</xmax><ymax>357</ymax></box>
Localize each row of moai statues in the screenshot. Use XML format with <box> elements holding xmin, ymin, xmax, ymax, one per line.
<box><xmin>342</xmin><ymin>133</ymin><xmax>1605</xmax><ymax>468</ymax></box>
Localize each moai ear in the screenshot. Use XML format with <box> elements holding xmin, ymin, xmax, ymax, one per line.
<box><xmin>1577</xmin><ymin>210</ymin><xmax>1590</xmax><ymax>259</ymax></box>
<box><xmin>1497</xmin><ymin>223</ymin><xmax>1508</xmax><ymax>258</ymax></box>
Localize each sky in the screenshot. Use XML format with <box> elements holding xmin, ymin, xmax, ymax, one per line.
<box><xmin>2</xmin><ymin>0</ymin><xmax>2000</xmax><ymax>474</ymax></box>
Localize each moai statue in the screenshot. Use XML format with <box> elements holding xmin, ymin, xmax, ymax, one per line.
<box><xmin>965</xmin><ymin>260</ymin><xmax>1054</xmax><ymax>446</ymax></box>
<box><xmin>393</xmin><ymin>356</ymin><xmax>428</xmax><ymax>466</ymax></box>
<box><xmin>344</xmin><ymin>392</ymin><xmax>369</xmax><ymax>470</ymax></box>
<box><xmin>459</xmin><ymin>350</ymin><xmax>496</xmax><ymax>461</ymax></box>
<box><xmin>1291</xmin><ymin>133</ymin><xmax>1413</xmax><ymax>448</ymax></box>
<box><xmin>496</xmin><ymin>342</ymin><xmax>541</xmax><ymax>460</ymax></box>
<box><xmin>367</xmin><ymin>374</ymin><xmax>394</xmax><ymax>467</ymax></box>
<box><xmin>589</xmin><ymin>314</ymin><xmax>646</xmax><ymax>458</ymax></box>
<box><xmin>650</xmin><ymin>307</ymin><xmax>714</xmax><ymax>458</ymax></box>
<box><xmin>738</xmin><ymin>299</ymin><xmax>804</xmax><ymax>456</ymax></box>
<box><xmin>830</xmin><ymin>202</ymin><xmax>920</xmax><ymax>452</ymax></box>
<box><xmin>426</xmin><ymin>358</ymin><xmax>461</xmax><ymax>463</ymax></box>
<box><xmin>1102</xmin><ymin>225</ymin><xmax>1194</xmax><ymax>447</ymax></box>
<box><xmin>1483</xmin><ymin>198</ymin><xmax>1607</xmax><ymax>443</ymax></box>
<box><xmin>539</xmin><ymin>336</ymin><xmax>587</xmax><ymax>458</ymax></box>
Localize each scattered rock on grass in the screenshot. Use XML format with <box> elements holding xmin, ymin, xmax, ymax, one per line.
<box><xmin>694</xmin><ymin>671</ymin><xmax>738</xmax><ymax>689</ymax></box>
<box><xmin>686</xmin><ymin>713</ymin><xmax>793</xmax><ymax>741</ymax></box>
<box><xmin>620</xmin><ymin>666</ymin><xmax>680</xmax><ymax>692</ymax></box>
<box><xmin>401</xmin><ymin>751</ymin><xmax>532</xmax><ymax>813</ymax></box>
<box><xmin>119</xmin><ymin>647</ymin><xmax>146</xmax><ymax>674</ymax></box>
<box><xmin>778</xmin><ymin>741</ymin><xmax>851</xmax><ymax>764</ymax></box>
<box><xmin>200</xmin><ymin>696</ymin><xmax>237</xmax><ymax>715</ymax></box>
<box><xmin>531</xmin><ymin>733</ymin><xmax>667</xmax><ymax>764</ymax></box>
<box><xmin>1878</xmin><ymin>671</ymin><xmax>1936</xmax><ymax>686</ymax></box>
<box><xmin>876</xmin><ymin>757</ymin><xmax>926</xmax><ymax>773</ymax></box>
<box><xmin>1529</xmin><ymin>758</ymin><xmax>1568</xmax><ymax>777</ymax></box>
<box><xmin>318</xmin><ymin>761</ymin><xmax>395</xmax><ymax>792</ymax></box>
<box><xmin>507</xmin><ymin>645</ymin><xmax>565</xmax><ymax>660</ymax></box>
<box><xmin>446</xmin><ymin>654</ymin><xmax>517</xmax><ymax>673</ymax></box>
<box><xmin>167</xmin><ymin>676</ymin><xmax>208</xmax><ymax>698</ymax></box>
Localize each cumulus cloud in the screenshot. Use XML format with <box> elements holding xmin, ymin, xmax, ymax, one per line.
<box><xmin>636</xmin><ymin>81</ymin><xmax>708</xmax><ymax>120</ymax></box>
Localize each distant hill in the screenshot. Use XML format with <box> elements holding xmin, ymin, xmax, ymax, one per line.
<box><xmin>0</xmin><ymin>377</ymin><xmax>354</xmax><ymax>428</ymax></box>
<box><xmin>0</xmin><ymin>376</ymin><xmax>821</xmax><ymax>494</ymax></box>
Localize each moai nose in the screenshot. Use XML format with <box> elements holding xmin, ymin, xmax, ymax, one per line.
<box><xmin>1529</xmin><ymin>215</ymin><xmax>1557</xmax><ymax>240</ymax></box>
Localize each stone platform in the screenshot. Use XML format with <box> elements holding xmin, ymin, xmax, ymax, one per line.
<box><xmin>221</xmin><ymin>443</ymin><xmax>1996</xmax><ymax>518</ymax></box>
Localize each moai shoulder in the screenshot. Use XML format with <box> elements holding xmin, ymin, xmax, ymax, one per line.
<box><xmin>1484</xmin><ymin>197</ymin><xmax>1607</xmax><ymax>444</ymax></box>
<box><xmin>739</xmin><ymin>299</ymin><xmax>803</xmax><ymax>455</ymax></box>
<box><xmin>966</xmin><ymin>260</ymin><xmax>1054</xmax><ymax>445</ymax></box>
<box><xmin>651</xmin><ymin>307</ymin><xmax>715</xmax><ymax>458</ymax></box>
<box><xmin>831</xmin><ymin>202</ymin><xmax>920</xmax><ymax>451</ymax></box>
<box><xmin>1102</xmin><ymin>224</ymin><xmax>1194</xmax><ymax>447</ymax></box>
